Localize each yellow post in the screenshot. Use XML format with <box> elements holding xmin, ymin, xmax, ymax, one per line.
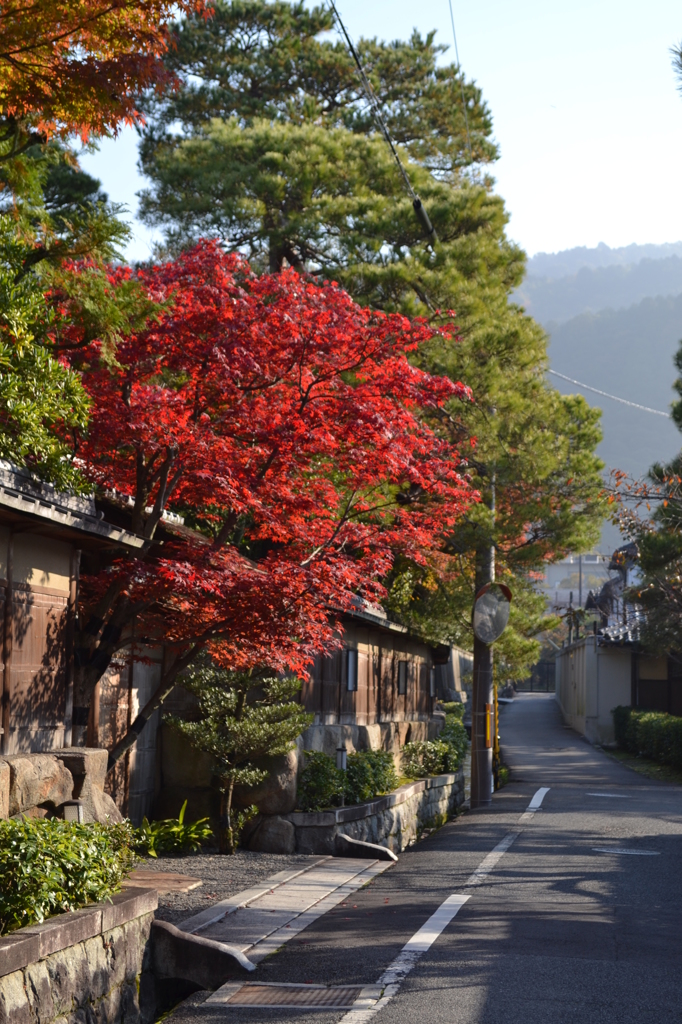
<box><xmin>492</xmin><ymin>679</ymin><xmax>500</xmax><ymax>790</ymax></box>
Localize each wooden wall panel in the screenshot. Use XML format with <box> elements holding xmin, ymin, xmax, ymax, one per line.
<box><xmin>300</xmin><ymin>625</ymin><xmax>437</xmax><ymax>730</ymax></box>
<box><xmin>9</xmin><ymin>589</ymin><xmax>68</xmax><ymax>751</ymax></box>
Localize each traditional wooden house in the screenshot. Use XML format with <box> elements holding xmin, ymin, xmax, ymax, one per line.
<box><xmin>0</xmin><ymin>464</ymin><xmax>472</xmax><ymax>823</ymax></box>
<box><xmin>300</xmin><ymin>601</ymin><xmax>469</xmax><ymax>761</ymax></box>
<box><xmin>0</xmin><ymin>463</ymin><xmax>142</xmax><ymax>757</ymax></box>
<box><xmin>153</xmin><ymin>601</ymin><xmax>471</xmax><ymax>825</ymax></box>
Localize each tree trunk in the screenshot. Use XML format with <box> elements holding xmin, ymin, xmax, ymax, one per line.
<box><xmin>219</xmin><ymin>778</ymin><xmax>236</xmax><ymax>855</ymax></box>
<box><xmin>106</xmin><ymin>645</ymin><xmax>200</xmax><ymax>772</ymax></box>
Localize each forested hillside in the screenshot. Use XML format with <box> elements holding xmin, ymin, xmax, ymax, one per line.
<box><xmin>516</xmin><ymin>256</ymin><xmax>682</xmax><ymax>325</ymax></box>
<box><xmin>547</xmin><ymin>295</ymin><xmax>682</xmax><ymax>481</ymax></box>
<box><xmin>527</xmin><ymin>241</ymin><xmax>682</xmax><ymax>279</ymax></box>
<box><xmin>513</xmin><ymin>242</ymin><xmax>682</xmax><ymax>498</ymax></box>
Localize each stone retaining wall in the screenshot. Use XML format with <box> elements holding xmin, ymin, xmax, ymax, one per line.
<box><xmin>0</xmin><ymin>749</ymin><xmax>122</xmax><ymax>824</ymax></box>
<box><xmin>245</xmin><ymin>769</ymin><xmax>465</xmax><ymax>855</ymax></box>
<box><xmin>0</xmin><ymin>888</ymin><xmax>157</xmax><ymax>1024</ymax></box>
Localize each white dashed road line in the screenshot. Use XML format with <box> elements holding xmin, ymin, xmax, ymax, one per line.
<box><xmin>338</xmin><ymin>787</ymin><xmax>550</xmax><ymax>1024</ymax></box>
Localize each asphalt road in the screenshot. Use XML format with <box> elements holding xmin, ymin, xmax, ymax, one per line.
<box><xmin>171</xmin><ymin>693</ymin><xmax>682</xmax><ymax>1023</ymax></box>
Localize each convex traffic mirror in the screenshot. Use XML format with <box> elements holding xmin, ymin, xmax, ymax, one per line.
<box><xmin>472</xmin><ymin>583</ymin><xmax>512</xmax><ymax>644</ymax></box>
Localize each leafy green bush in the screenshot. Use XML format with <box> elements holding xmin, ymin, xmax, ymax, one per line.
<box><xmin>402</xmin><ymin>705</ymin><xmax>469</xmax><ymax>779</ymax></box>
<box><xmin>133</xmin><ymin>800</ymin><xmax>213</xmax><ymax>857</ymax></box>
<box><xmin>298</xmin><ymin>748</ymin><xmax>399</xmax><ymax>811</ymax></box>
<box><xmin>439</xmin><ymin>714</ymin><xmax>468</xmax><ymax>764</ymax></box>
<box><xmin>612</xmin><ymin>705</ymin><xmax>682</xmax><ymax>767</ymax></box>
<box><xmin>441</xmin><ymin>701</ymin><xmax>466</xmax><ymax>721</ymax></box>
<box><xmin>0</xmin><ymin>818</ymin><xmax>134</xmax><ymax>936</ymax></box>
<box><xmin>343</xmin><ymin>752</ymin><xmax>375</xmax><ymax>805</ymax></box>
<box><xmin>402</xmin><ymin>739</ymin><xmax>457</xmax><ymax>778</ymax></box>
<box><xmin>297</xmin><ymin>751</ymin><xmax>343</xmax><ymax>812</ymax></box>
<box><xmin>361</xmin><ymin>749</ymin><xmax>399</xmax><ymax>797</ymax></box>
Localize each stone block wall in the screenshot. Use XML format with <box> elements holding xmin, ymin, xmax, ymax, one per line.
<box><xmin>0</xmin><ymin>889</ymin><xmax>157</xmax><ymax>1024</ymax></box>
<box><xmin>0</xmin><ymin>749</ymin><xmax>121</xmax><ymax>824</ymax></box>
<box><xmin>245</xmin><ymin>770</ymin><xmax>465</xmax><ymax>855</ymax></box>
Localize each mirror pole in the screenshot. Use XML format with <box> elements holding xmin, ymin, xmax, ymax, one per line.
<box><xmin>471</xmin><ymin>468</ymin><xmax>495</xmax><ymax>808</ymax></box>
<box><xmin>471</xmin><ymin>633</ymin><xmax>493</xmax><ymax>808</ymax></box>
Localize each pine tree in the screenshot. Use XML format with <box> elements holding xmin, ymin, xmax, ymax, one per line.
<box><xmin>138</xmin><ymin>0</ymin><xmax>605</xmax><ymax>677</ymax></box>
<box><xmin>168</xmin><ymin>664</ymin><xmax>312</xmax><ymax>854</ymax></box>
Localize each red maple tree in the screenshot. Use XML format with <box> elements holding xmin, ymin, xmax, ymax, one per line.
<box><xmin>0</xmin><ymin>0</ymin><xmax>208</xmax><ymax>142</ymax></box>
<box><xmin>68</xmin><ymin>242</ymin><xmax>473</xmax><ymax>765</ymax></box>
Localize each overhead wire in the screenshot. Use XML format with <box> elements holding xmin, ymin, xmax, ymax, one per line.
<box><xmin>548</xmin><ymin>369</ymin><xmax>671</xmax><ymax>418</ymax></box>
<box><xmin>447</xmin><ymin>0</ymin><xmax>473</xmax><ymax>164</ymax></box>
<box><xmin>326</xmin><ymin>0</ymin><xmax>438</xmax><ymax>246</ymax></box>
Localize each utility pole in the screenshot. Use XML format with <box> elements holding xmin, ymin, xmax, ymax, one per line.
<box><xmin>471</xmin><ymin>478</ymin><xmax>495</xmax><ymax>809</ymax></box>
<box><xmin>471</xmin><ymin>544</ymin><xmax>494</xmax><ymax>807</ymax></box>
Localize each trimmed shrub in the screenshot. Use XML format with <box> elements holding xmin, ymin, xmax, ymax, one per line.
<box><xmin>344</xmin><ymin>749</ymin><xmax>398</xmax><ymax>805</ymax></box>
<box><xmin>612</xmin><ymin>705</ymin><xmax>682</xmax><ymax>768</ymax></box>
<box><xmin>297</xmin><ymin>751</ymin><xmax>343</xmax><ymax>812</ymax></box>
<box><xmin>402</xmin><ymin>705</ymin><xmax>469</xmax><ymax>779</ymax></box>
<box><xmin>362</xmin><ymin>749</ymin><xmax>399</xmax><ymax>797</ymax></box>
<box><xmin>0</xmin><ymin>818</ymin><xmax>135</xmax><ymax>936</ymax></box>
<box><xmin>297</xmin><ymin>748</ymin><xmax>399</xmax><ymax>811</ymax></box>
<box><xmin>402</xmin><ymin>739</ymin><xmax>456</xmax><ymax>778</ymax></box>
<box><xmin>439</xmin><ymin>715</ymin><xmax>468</xmax><ymax>764</ymax></box>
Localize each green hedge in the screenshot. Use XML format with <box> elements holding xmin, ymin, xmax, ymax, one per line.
<box><xmin>612</xmin><ymin>705</ymin><xmax>682</xmax><ymax>768</ymax></box>
<box><xmin>297</xmin><ymin>749</ymin><xmax>399</xmax><ymax>812</ymax></box>
<box><xmin>0</xmin><ymin>818</ymin><xmax>135</xmax><ymax>936</ymax></box>
<box><xmin>402</xmin><ymin>706</ymin><xmax>469</xmax><ymax>779</ymax></box>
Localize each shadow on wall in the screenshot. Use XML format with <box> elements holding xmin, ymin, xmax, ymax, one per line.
<box><xmin>9</xmin><ymin>593</ymin><xmax>69</xmax><ymax>754</ymax></box>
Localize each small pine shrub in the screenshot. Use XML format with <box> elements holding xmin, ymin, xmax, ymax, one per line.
<box><xmin>0</xmin><ymin>818</ymin><xmax>134</xmax><ymax>936</ymax></box>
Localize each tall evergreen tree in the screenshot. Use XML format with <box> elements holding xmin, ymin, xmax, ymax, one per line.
<box><xmin>138</xmin><ymin>0</ymin><xmax>604</xmax><ymax>677</ymax></box>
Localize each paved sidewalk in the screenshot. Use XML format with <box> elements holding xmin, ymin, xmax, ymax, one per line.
<box><xmin>179</xmin><ymin>855</ymin><xmax>393</xmax><ymax>970</ymax></box>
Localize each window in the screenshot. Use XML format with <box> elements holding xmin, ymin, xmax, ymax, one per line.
<box><xmin>398</xmin><ymin>659</ymin><xmax>408</xmax><ymax>695</ymax></box>
<box><xmin>429</xmin><ymin>666</ymin><xmax>437</xmax><ymax>698</ymax></box>
<box><xmin>347</xmin><ymin>648</ymin><xmax>358</xmax><ymax>691</ymax></box>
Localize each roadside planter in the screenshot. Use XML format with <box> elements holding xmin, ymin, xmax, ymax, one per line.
<box><xmin>0</xmin><ymin>888</ymin><xmax>157</xmax><ymax>1024</ymax></box>
<box><xmin>244</xmin><ymin>769</ymin><xmax>465</xmax><ymax>855</ymax></box>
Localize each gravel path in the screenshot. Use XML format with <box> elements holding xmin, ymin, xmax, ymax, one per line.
<box><xmin>138</xmin><ymin>852</ymin><xmax>317</xmax><ymax>926</ymax></box>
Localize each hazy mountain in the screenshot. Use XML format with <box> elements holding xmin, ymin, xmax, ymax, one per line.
<box><xmin>548</xmin><ymin>294</ymin><xmax>682</xmax><ymax>482</ymax></box>
<box><xmin>516</xmin><ymin>256</ymin><xmax>682</xmax><ymax>326</ymax></box>
<box><xmin>527</xmin><ymin>241</ymin><xmax>682</xmax><ymax>279</ymax></box>
<box><xmin>520</xmin><ymin>241</ymin><xmax>682</xmax><ymax>554</ymax></box>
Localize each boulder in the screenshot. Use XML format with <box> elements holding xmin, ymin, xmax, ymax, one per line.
<box><xmin>4</xmin><ymin>754</ymin><xmax>73</xmax><ymax>816</ymax></box>
<box><xmin>84</xmin><ymin>786</ymin><xmax>124</xmax><ymax>824</ymax></box>
<box><xmin>233</xmin><ymin>750</ymin><xmax>298</xmax><ymax>815</ymax></box>
<box><xmin>53</xmin><ymin>747</ymin><xmax>123</xmax><ymax>823</ymax></box>
<box><xmin>0</xmin><ymin>760</ymin><xmax>8</xmax><ymax>819</ymax></box>
<box><xmin>54</xmin><ymin>748</ymin><xmax>107</xmax><ymax>795</ymax></box>
<box><xmin>246</xmin><ymin>815</ymin><xmax>296</xmax><ymax>854</ymax></box>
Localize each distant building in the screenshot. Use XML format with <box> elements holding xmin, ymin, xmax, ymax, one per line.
<box><xmin>538</xmin><ymin>552</ymin><xmax>613</xmax><ymax>612</ymax></box>
<box><xmin>555</xmin><ymin>625</ymin><xmax>678</xmax><ymax>746</ymax></box>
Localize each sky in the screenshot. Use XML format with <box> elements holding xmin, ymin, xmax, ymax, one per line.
<box><xmin>81</xmin><ymin>0</ymin><xmax>682</xmax><ymax>263</ymax></box>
